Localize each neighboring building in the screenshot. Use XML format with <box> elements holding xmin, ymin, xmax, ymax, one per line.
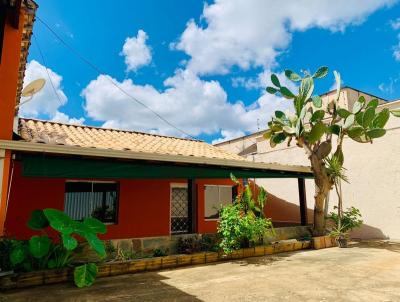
<box><xmin>216</xmin><ymin>88</ymin><xmax>400</xmax><ymax>240</ymax></box>
<box><xmin>0</xmin><ymin>1</ymin><xmax>312</xmax><ymax>253</ymax></box>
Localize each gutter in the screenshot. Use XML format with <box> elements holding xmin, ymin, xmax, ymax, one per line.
<box><xmin>0</xmin><ymin>140</ymin><xmax>312</xmax><ymax>174</ymax></box>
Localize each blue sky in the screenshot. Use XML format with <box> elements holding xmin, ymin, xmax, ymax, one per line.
<box><xmin>22</xmin><ymin>0</ymin><xmax>400</xmax><ymax>143</ymax></box>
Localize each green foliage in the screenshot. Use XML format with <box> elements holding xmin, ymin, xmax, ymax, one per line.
<box><xmin>177</xmin><ymin>236</ymin><xmax>201</xmax><ymax>254</ymax></box>
<box><xmin>7</xmin><ymin>208</ymin><xmax>107</xmax><ymax>288</ymax></box>
<box><xmin>47</xmin><ymin>245</ymin><xmax>73</xmax><ymax>269</ymax></box>
<box><xmin>284</xmin><ymin>69</ymin><xmax>301</xmax><ymax>82</ymax></box>
<box><xmin>328</xmin><ymin>206</ymin><xmax>363</xmax><ymax>236</ymax></box>
<box><xmin>218</xmin><ymin>204</ymin><xmax>272</xmax><ymax>254</ymax></box>
<box><xmin>10</xmin><ymin>241</ymin><xmax>26</xmax><ymax>266</ymax></box>
<box><xmin>28</xmin><ymin>235</ymin><xmax>51</xmax><ymax>258</ymax></box>
<box><xmin>325</xmin><ymin>155</ymin><xmax>348</xmax><ymax>183</ymax></box>
<box><xmin>265</xmin><ymin>66</ymin><xmax>399</xmax><ymax>149</ymax></box>
<box><xmin>0</xmin><ymin>238</ymin><xmax>15</xmax><ymax>271</ymax></box>
<box><xmin>74</xmin><ymin>263</ymin><xmax>98</xmax><ymax>288</ymax></box>
<box><xmin>218</xmin><ymin>176</ymin><xmax>273</xmax><ymax>254</ymax></box>
<box><xmin>313</xmin><ymin>66</ymin><xmax>329</xmax><ymax>79</ymax></box>
<box><xmin>27</xmin><ymin>209</ymin><xmax>49</xmax><ymax>230</ymax></box>
<box><xmin>176</xmin><ymin>235</ymin><xmax>219</xmax><ymax>254</ymax></box>
<box><xmin>264</xmin><ymin>65</ymin><xmax>399</xmax><ymax>236</ymax></box>
<box><xmin>153</xmin><ymin>248</ymin><xmax>169</xmax><ymax>257</ymax></box>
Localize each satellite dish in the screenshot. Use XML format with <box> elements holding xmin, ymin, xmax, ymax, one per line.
<box><xmin>21</xmin><ymin>78</ymin><xmax>46</xmax><ymax>97</ymax></box>
<box><xmin>17</xmin><ymin>78</ymin><xmax>46</xmax><ymax>109</ymax></box>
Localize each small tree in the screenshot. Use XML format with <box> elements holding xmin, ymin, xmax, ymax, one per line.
<box><xmin>265</xmin><ymin>67</ymin><xmax>400</xmax><ymax>236</ymax></box>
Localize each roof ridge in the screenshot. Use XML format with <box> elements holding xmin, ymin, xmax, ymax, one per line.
<box><xmin>19</xmin><ymin>117</ymin><xmax>203</xmax><ymax>143</ymax></box>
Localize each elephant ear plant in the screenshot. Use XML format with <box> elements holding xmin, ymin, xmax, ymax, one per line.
<box><xmin>265</xmin><ymin>67</ymin><xmax>400</xmax><ymax>236</ymax></box>
<box><xmin>10</xmin><ymin>208</ymin><xmax>107</xmax><ymax>288</ymax></box>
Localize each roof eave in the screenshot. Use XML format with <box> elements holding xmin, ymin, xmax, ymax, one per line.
<box><xmin>0</xmin><ymin>140</ymin><xmax>312</xmax><ymax>174</ymax></box>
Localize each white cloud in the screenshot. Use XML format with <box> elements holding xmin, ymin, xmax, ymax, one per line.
<box><xmin>82</xmin><ymin>1</ymin><xmax>393</xmax><ymax>142</ymax></box>
<box><xmin>51</xmin><ymin>111</ymin><xmax>85</xmax><ymax>125</ymax></box>
<box><xmin>232</xmin><ymin>70</ymin><xmax>298</xmax><ymax>91</ymax></box>
<box><xmin>378</xmin><ymin>74</ymin><xmax>400</xmax><ymax>94</ymax></box>
<box><xmin>81</xmin><ymin>70</ymin><xmax>292</xmax><ymax>137</ymax></box>
<box><xmin>19</xmin><ymin>60</ymin><xmax>86</xmax><ymax>124</ymax></box>
<box><xmin>393</xmin><ymin>33</ymin><xmax>400</xmax><ymax>61</ymax></box>
<box><xmin>390</xmin><ymin>18</ymin><xmax>400</xmax><ymax>29</ymax></box>
<box><xmin>120</xmin><ymin>30</ymin><xmax>152</xmax><ymax>72</ymax></box>
<box><xmin>19</xmin><ymin>60</ymin><xmax>68</xmax><ymax>118</ymax></box>
<box><xmin>174</xmin><ymin>0</ymin><xmax>394</xmax><ymax>75</ymax></box>
<box><xmin>212</xmin><ymin>130</ymin><xmax>246</xmax><ymax>144</ymax></box>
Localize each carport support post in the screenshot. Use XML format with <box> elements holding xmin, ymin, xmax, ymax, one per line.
<box><xmin>188</xmin><ymin>179</ymin><xmax>197</xmax><ymax>233</ymax></box>
<box><xmin>298</xmin><ymin>178</ymin><xmax>307</xmax><ymax>226</ymax></box>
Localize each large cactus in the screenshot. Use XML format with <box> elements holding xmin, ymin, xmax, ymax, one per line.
<box><xmin>265</xmin><ymin>67</ymin><xmax>400</xmax><ymax>236</ymax></box>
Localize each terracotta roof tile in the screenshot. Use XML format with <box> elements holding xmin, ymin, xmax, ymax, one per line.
<box><xmin>18</xmin><ymin>118</ymin><xmax>246</xmax><ymax>161</ymax></box>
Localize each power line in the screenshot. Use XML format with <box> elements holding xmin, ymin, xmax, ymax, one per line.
<box><xmin>32</xmin><ymin>33</ymin><xmax>64</xmax><ymax>105</ymax></box>
<box><xmin>35</xmin><ymin>16</ymin><xmax>195</xmax><ymax>139</ymax></box>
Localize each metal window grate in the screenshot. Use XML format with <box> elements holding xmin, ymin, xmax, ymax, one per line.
<box><xmin>171</xmin><ymin>187</ymin><xmax>189</xmax><ymax>234</ymax></box>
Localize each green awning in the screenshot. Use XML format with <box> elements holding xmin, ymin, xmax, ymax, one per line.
<box><xmin>21</xmin><ymin>154</ymin><xmax>313</xmax><ymax>179</ymax></box>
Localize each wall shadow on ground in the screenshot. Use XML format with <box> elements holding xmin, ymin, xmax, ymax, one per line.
<box><xmin>235</xmin><ymin>250</ymin><xmax>305</xmax><ymax>267</ymax></box>
<box><xmin>0</xmin><ymin>272</ymin><xmax>202</xmax><ymax>302</ymax></box>
<box><xmin>347</xmin><ymin>240</ymin><xmax>400</xmax><ymax>253</ymax></box>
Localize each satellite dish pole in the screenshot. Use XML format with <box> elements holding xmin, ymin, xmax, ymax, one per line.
<box><xmin>16</xmin><ymin>78</ymin><xmax>46</xmax><ymax>109</ymax></box>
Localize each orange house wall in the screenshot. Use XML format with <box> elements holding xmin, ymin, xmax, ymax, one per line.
<box><xmin>4</xmin><ymin>163</ymin><xmax>236</xmax><ymax>240</ymax></box>
<box><xmin>0</xmin><ymin>7</ymin><xmax>26</xmax><ymax>236</ymax></box>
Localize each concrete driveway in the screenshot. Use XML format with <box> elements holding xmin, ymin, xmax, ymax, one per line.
<box><xmin>2</xmin><ymin>241</ymin><xmax>400</xmax><ymax>302</ymax></box>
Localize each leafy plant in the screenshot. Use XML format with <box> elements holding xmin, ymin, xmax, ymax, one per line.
<box><xmin>176</xmin><ymin>235</ymin><xmax>219</xmax><ymax>254</ymax></box>
<box><xmin>9</xmin><ymin>208</ymin><xmax>107</xmax><ymax>288</ymax></box>
<box><xmin>218</xmin><ymin>174</ymin><xmax>274</xmax><ymax>254</ymax></box>
<box><xmin>199</xmin><ymin>234</ymin><xmax>220</xmax><ymax>252</ymax></box>
<box><xmin>264</xmin><ymin>66</ymin><xmax>399</xmax><ymax>235</ymax></box>
<box><xmin>74</xmin><ymin>262</ymin><xmax>98</xmax><ymax>288</ymax></box>
<box><xmin>177</xmin><ymin>236</ymin><xmax>201</xmax><ymax>254</ymax></box>
<box><xmin>218</xmin><ymin>204</ymin><xmax>272</xmax><ymax>254</ymax></box>
<box><xmin>153</xmin><ymin>248</ymin><xmax>169</xmax><ymax>257</ymax></box>
<box><xmin>328</xmin><ymin>206</ymin><xmax>363</xmax><ymax>238</ymax></box>
<box><xmin>0</xmin><ymin>238</ymin><xmax>15</xmax><ymax>271</ymax></box>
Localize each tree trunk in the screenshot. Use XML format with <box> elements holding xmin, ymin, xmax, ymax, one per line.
<box><xmin>313</xmin><ymin>188</ymin><xmax>327</xmax><ymax>236</ymax></box>
<box><xmin>309</xmin><ymin>154</ymin><xmax>332</xmax><ymax>236</ymax></box>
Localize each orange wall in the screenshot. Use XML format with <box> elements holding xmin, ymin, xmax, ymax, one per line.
<box><xmin>0</xmin><ymin>10</ymin><xmax>24</xmax><ymax>139</ymax></box>
<box><xmin>0</xmin><ymin>6</ymin><xmax>26</xmax><ymax>236</ymax></box>
<box><xmin>5</xmin><ymin>162</ymin><xmax>306</xmax><ymax>239</ymax></box>
<box><xmin>4</xmin><ymin>162</ymin><xmax>236</xmax><ymax>240</ymax></box>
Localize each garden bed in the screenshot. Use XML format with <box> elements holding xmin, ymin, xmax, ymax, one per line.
<box><xmin>0</xmin><ymin>239</ymin><xmax>312</xmax><ymax>290</ymax></box>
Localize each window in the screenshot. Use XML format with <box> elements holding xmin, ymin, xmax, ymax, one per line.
<box><xmin>204</xmin><ymin>185</ymin><xmax>233</xmax><ymax>220</ymax></box>
<box><xmin>170</xmin><ymin>185</ymin><xmax>189</xmax><ymax>234</ymax></box>
<box><xmin>64</xmin><ymin>181</ymin><xmax>118</xmax><ymax>223</ymax></box>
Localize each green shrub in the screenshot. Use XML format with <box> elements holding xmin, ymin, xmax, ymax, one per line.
<box><xmin>176</xmin><ymin>235</ymin><xmax>219</xmax><ymax>254</ymax></box>
<box><xmin>0</xmin><ymin>238</ymin><xmax>15</xmax><ymax>271</ymax></box>
<box><xmin>153</xmin><ymin>248</ymin><xmax>169</xmax><ymax>257</ymax></box>
<box><xmin>218</xmin><ymin>204</ymin><xmax>273</xmax><ymax>254</ymax></box>
<box><xmin>218</xmin><ymin>175</ymin><xmax>274</xmax><ymax>254</ymax></box>
<box><xmin>177</xmin><ymin>236</ymin><xmax>201</xmax><ymax>254</ymax></box>
<box><xmin>199</xmin><ymin>234</ymin><xmax>219</xmax><ymax>252</ymax></box>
